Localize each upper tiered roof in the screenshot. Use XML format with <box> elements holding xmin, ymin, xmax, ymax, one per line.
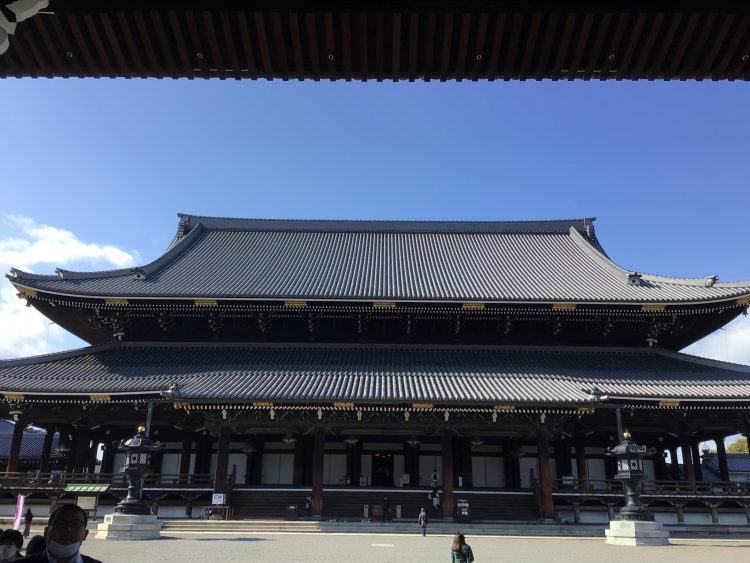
<box><xmin>9</xmin><ymin>214</ymin><xmax>750</xmax><ymax>305</ymax></box>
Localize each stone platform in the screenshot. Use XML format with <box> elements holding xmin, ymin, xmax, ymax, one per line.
<box><xmin>95</xmin><ymin>513</ymin><xmax>161</xmax><ymax>540</ymax></box>
<box><xmin>605</xmin><ymin>520</ymin><xmax>670</xmax><ymax>546</ymax></box>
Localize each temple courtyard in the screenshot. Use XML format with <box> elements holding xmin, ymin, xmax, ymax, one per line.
<box><xmin>73</xmin><ymin>533</ymin><xmax>750</xmax><ymax>562</ymax></box>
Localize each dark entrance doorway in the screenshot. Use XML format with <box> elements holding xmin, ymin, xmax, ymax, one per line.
<box><xmin>371</xmin><ymin>453</ymin><xmax>393</xmax><ymax>486</ymax></box>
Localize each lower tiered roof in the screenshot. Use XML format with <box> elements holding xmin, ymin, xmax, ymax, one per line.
<box><xmin>1</xmin><ymin>342</ymin><xmax>749</xmax><ymax>406</ymax></box>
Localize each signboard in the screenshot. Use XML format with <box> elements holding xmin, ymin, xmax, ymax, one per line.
<box><xmin>77</xmin><ymin>496</ymin><xmax>97</xmax><ymax>511</ymax></box>
<box><xmin>212</xmin><ymin>493</ymin><xmax>226</xmax><ymax>505</ymax></box>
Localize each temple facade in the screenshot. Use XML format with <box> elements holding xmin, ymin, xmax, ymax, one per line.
<box><xmin>2</xmin><ymin>214</ymin><xmax>750</xmax><ymax>523</ymax></box>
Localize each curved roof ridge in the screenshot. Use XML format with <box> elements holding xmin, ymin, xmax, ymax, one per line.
<box><xmin>176</xmin><ymin>212</ymin><xmax>597</xmax><ymax>235</ymax></box>
<box><xmin>8</xmin><ymin>222</ymin><xmax>205</xmax><ymax>283</ymax></box>
<box><xmin>653</xmin><ymin>347</ymin><xmax>750</xmax><ymax>374</ymax></box>
<box><xmin>0</xmin><ymin>341</ymin><xmax>118</xmax><ymax>367</ymax></box>
<box><xmin>569</xmin><ymin>227</ymin><xmax>750</xmax><ymax>289</ymax></box>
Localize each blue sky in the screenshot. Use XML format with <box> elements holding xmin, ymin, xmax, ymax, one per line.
<box><xmin>1</xmin><ymin>78</ymin><xmax>749</xmax><ymax>362</ymax></box>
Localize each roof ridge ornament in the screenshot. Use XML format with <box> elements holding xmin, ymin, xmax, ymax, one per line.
<box><xmin>704</xmin><ymin>275</ymin><xmax>719</xmax><ymax>287</ymax></box>
<box><xmin>627</xmin><ymin>272</ymin><xmax>643</xmax><ymax>287</ymax></box>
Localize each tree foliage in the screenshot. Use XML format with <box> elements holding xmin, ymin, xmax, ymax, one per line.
<box><xmin>727</xmin><ymin>438</ymin><xmax>749</xmax><ymax>454</ymax></box>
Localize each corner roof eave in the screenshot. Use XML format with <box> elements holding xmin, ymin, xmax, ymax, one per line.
<box><xmin>7</xmin><ymin>278</ymin><xmax>750</xmax><ymax>309</ymax></box>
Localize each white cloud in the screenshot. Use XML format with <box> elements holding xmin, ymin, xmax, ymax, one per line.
<box><xmin>0</xmin><ymin>216</ymin><xmax>138</xmax><ymax>359</ymax></box>
<box><xmin>683</xmin><ymin>313</ymin><xmax>750</xmax><ymax>366</ymax></box>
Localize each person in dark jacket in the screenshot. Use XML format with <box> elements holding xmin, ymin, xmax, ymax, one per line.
<box><xmin>14</xmin><ymin>504</ymin><xmax>102</xmax><ymax>563</ymax></box>
<box><xmin>0</xmin><ymin>529</ymin><xmax>22</xmax><ymax>562</ymax></box>
<box><xmin>23</xmin><ymin>509</ymin><xmax>33</xmax><ymax>539</ymax></box>
<box><xmin>418</xmin><ymin>507</ymin><xmax>429</xmax><ymax>536</ymax></box>
<box><xmin>450</xmin><ymin>532</ymin><xmax>474</xmax><ymax>563</ymax></box>
<box><xmin>23</xmin><ymin>536</ymin><xmax>45</xmax><ymax>557</ymax></box>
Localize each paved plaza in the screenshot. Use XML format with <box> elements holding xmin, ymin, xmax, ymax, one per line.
<box><xmin>74</xmin><ymin>533</ymin><xmax>750</xmax><ymax>563</ymax></box>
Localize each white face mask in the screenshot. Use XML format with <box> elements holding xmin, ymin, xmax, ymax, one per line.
<box><xmin>0</xmin><ymin>544</ymin><xmax>16</xmax><ymax>560</ymax></box>
<box><xmin>47</xmin><ymin>541</ymin><xmax>81</xmax><ymax>559</ymax></box>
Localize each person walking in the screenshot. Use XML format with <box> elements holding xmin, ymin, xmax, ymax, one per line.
<box><xmin>22</xmin><ymin>508</ymin><xmax>33</xmax><ymax>539</ymax></box>
<box><xmin>418</xmin><ymin>507</ymin><xmax>429</xmax><ymax>536</ymax></box>
<box><xmin>450</xmin><ymin>532</ymin><xmax>474</xmax><ymax>563</ymax></box>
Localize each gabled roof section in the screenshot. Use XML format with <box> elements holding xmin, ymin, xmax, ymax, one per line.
<box><xmin>1</xmin><ymin>342</ymin><xmax>750</xmax><ymax>404</ymax></box>
<box><xmin>7</xmin><ymin>214</ymin><xmax>750</xmax><ymax>304</ymax></box>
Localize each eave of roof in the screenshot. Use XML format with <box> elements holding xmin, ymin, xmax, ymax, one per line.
<box><xmin>2</xmin><ymin>2</ymin><xmax>750</xmax><ymax>82</ymax></box>
<box><xmin>1</xmin><ymin>342</ymin><xmax>749</xmax><ymax>405</ymax></box>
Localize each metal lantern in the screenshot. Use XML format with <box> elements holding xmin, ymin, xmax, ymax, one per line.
<box><xmin>605</xmin><ymin>430</ymin><xmax>656</xmax><ymax>521</ymax></box>
<box><xmin>114</xmin><ymin>426</ymin><xmax>164</xmax><ymax>515</ymax></box>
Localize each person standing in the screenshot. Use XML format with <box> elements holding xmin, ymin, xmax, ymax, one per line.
<box><xmin>23</xmin><ymin>508</ymin><xmax>33</xmax><ymax>539</ymax></box>
<box><xmin>450</xmin><ymin>532</ymin><xmax>474</xmax><ymax>563</ymax></box>
<box><xmin>383</xmin><ymin>497</ymin><xmax>390</xmax><ymax>523</ymax></box>
<box><xmin>418</xmin><ymin>507</ymin><xmax>429</xmax><ymax>536</ymax></box>
<box><xmin>14</xmin><ymin>504</ymin><xmax>102</xmax><ymax>563</ymax></box>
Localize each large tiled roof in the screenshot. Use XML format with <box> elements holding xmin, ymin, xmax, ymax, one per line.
<box><xmin>1</xmin><ymin>342</ymin><xmax>749</xmax><ymax>405</ymax></box>
<box><xmin>0</xmin><ymin>421</ymin><xmax>59</xmax><ymax>460</ymax></box>
<box><xmin>8</xmin><ymin>215</ymin><xmax>750</xmax><ymax>304</ymax></box>
<box><xmin>702</xmin><ymin>453</ymin><xmax>750</xmax><ymax>481</ymax></box>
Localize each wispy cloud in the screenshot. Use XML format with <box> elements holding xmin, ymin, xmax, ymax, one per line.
<box><xmin>0</xmin><ymin>216</ymin><xmax>138</xmax><ymax>359</ymax></box>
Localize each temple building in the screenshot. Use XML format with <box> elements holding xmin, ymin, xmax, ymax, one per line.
<box><xmin>2</xmin><ymin>214</ymin><xmax>750</xmax><ymax>523</ymax></box>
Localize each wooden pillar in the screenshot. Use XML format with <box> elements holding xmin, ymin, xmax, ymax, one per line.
<box><xmin>669</xmin><ymin>446</ymin><xmax>680</xmax><ymax>480</ymax></box>
<box><xmin>412</xmin><ymin>443</ymin><xmax>420</xmax><ymax>486</ymax></box>
<box><xmin>39</xmin><ymin>426</ymin><xmax>54</xmax><ymax>474</ymax></box>
<box><xmin>251</xmin><ymin>438</ymin><xmax>263</xmax><ymax>485</ymax></box>
<box><xmin>503</xmin><ymin>438</ymin><xmax>520</xmax><ymax>489</ymax></box>
<box><xmin>441</xmin><ymin>431</ymin><xmax>454</xmax><ymax>517</ymax></box>
<box><xmin>691</xmin><ymin>441</ymin><xmax>703</xmax><ymax>481</ymax></box>
<box><xmin>681</xmin><ymin>438</ymin><xmax>695</xmax><ymax>488</ymax></box>
<box><xmin>715</xmin><ymin>435</ymin><xmax>730</xmax><ymax>482</ymax></box>
<box><xmin>574</xmin><ymin>435</ymin><xmax>589</xmax><ymax>491</ymax></box>
<box><xmin>293</xmin><ymin>437</ymin><xmax>306</xmax><ymax>485</ymax></box>
<box><xmin>555</xmin><ymin>439</ymin><xmax>572</xmax><ymax>477</ymax></box>
<box><xmin>195</xmin><ymin>433</ymin><xmax>212</xmax><ymax>475</ymax></box>
<box><xmin>213</xmin><ymin>427</ymin><xmax>231</xmax><ymax>493</ymax></box>
<box><xmin>311</xmin><ymin>429</ymin><xmax>324</xmax><ymax>516</ymax></box>
<box><xmin>350</xmin><ymin>441</ymin><xmax>362</xmax><ymax>487</ymax></box>
<box><xmin>73</xmin><ymin>426</ymin><xmax>90</xmax><ymax>473</ymax></box>
<box><xmin>460</xmin><ymin>439</ymin><xmax>473</xmax><ymax>488</ymax></box>
<box><xmin>101</xmin><ymin>437</ymin><xmax>116</xmax><ymax>474</ymax></box>
<box><xmin>537</xmin><ymin>432</ymin><xmax>554</xmax><ymax>520</ymax></box>
<box><xmin>179</xmin><ymin>430</ymin><xmax>193</xmax><ymax>483</ymax></box>
<box><xmin>5</xmin><ymin>420</ymin><xmax>26</xmax><ymax>476</ymax></box>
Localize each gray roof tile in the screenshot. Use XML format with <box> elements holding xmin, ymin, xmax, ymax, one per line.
<box><xmin>9</xmin><ymin>216</ymin><xmax>750</xmax><ymax>303</ymax></box>
<box><xmin>1</xmin><ymin>342</ymin><xmax>749</xmax><ymax>405</ymax></box>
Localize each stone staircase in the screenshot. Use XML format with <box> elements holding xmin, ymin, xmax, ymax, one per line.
<box><xmin>161</xmin><ymin>518</ymin><xmax>607</xmax><ymax>537</ymax></box>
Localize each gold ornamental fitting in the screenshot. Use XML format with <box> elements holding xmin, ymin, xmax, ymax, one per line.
<box><xmin>623</xmin><ymin>429</ymin><xmax>632</xmax><ymax>440</ymax></box>
<box><xmin>137</xmin><ymin>425</ymin><xmax>146</xmax><ymax>433</ymax></box>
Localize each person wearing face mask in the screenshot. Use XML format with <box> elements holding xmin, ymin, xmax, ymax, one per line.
<box><xmin>14</xmin><ymin>504</ymin><xmax>102</xmax><ymax>563</ymax></box>
<box><xmin>0</xmin><ymin>529</ymin><xmax>22</xmax><ymax>561</ymax></box>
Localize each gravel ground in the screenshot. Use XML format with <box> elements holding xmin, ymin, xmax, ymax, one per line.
<box><xmin>67</xmin><ymin>533</ymin><xmax>750</xmax><ymax>563</ymax></box>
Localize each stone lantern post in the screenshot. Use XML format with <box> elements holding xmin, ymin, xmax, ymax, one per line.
<box><xmin>604</xmin><ymin>431</ymin><xmax>670</xmax><ymax>546</ymax></box>
<box><xmin>113</xmin><ymin>426</ymin><xmax>163</xmax><ymax>515</ymax></box>
<box><xmin>96</xmin><ymin>419</ymin><xmax>164</xmax><ymax>540</ymax></box>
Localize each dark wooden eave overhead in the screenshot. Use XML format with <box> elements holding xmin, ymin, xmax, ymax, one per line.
<box><xmin>2</xmin><ymin>0</ymin><xmax>750</xmax><ymax>81</ymax></box>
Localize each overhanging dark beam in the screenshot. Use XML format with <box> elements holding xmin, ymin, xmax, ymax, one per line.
<box><xmin>2</xmin><ymin>1</ymin><xmax>749</xmax><ymax>81</ymax></box>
